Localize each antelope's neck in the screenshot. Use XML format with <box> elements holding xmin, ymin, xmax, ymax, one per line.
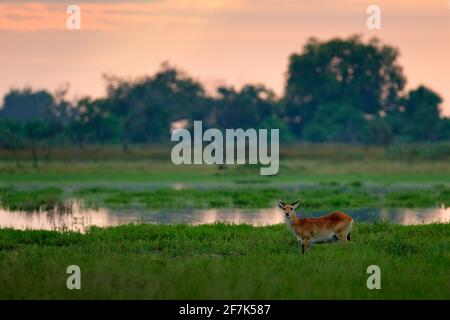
<box><xmin>285</xmin><ymin>212</ymin><xmax>298</xmax><ymax>226</ymax></box>
<box><xmin>290</xmin><ymin>211</ymin><xmax>298</xmax><ymax>223</ymax></box>
<box><xmin>285</xmin><ymin>213</ymin><xmax>300</xmax><ymax>239</ymax></box>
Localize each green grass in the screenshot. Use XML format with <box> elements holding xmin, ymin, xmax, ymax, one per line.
<box><xmin>1</xmin><ymin>157</ymin><xmax>450</xmax><ymax>185</ymax></box>
<box><xmin>0</xmin><ymin>223</ymin><xmax>449</xmax><ymax>299</ymax></box>
<box><xmin>0</xmin><ymin>145</ymin><xmax>449</xmax><ymax>299</ymax></box>
<box><xmin>1</xmin><ymin>144</ymin><xmax>449</xmax><ymax>186</ymax></box>
<box><xmin>0</xmin><ymin>187</ymin><xmax>64</xmax><ymax>211</ymax></box>
<box><xmin>384</xmin><ymin>185</ymin><xmax>450</xmax><ymax>208</ymax></box>
<box><xmin>1</xmin><ymin>185</ymin><xmax>449</xmax><ymax>211</ymax></box>
<box><xmin>100</xmin><ymin>187</ymin><xmax>381</xmax><ymax>209</ymax></box>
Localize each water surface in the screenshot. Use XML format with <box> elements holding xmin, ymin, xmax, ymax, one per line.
<box><xmin>1</xmin><ymin>201</ymin><xmax>449</xmax><ymax>233</ymax></box>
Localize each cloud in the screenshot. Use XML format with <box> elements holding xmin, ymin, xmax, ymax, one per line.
<box><xmin>0</xmin><ymin>1</ymin><xmax>212</xmax><ymax>31</ymax></box>
<box><xmin>0</xmin><ymin>1</ymin><xmax>160</xmax><ymax>2</ymax></box>
<box><xmin>0</xmin><ymin>0</ymin><xmax>447</xmax><ymax>32</ymax></box>
<box><xmin>4</xmin><ymin>13</ymin><xmax>42</xmax><ymax>21</ymax></box>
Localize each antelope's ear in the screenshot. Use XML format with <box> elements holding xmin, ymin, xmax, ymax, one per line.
<box><xmin>277</xmin><ymin>200</ymin><xmax>285</xmax><ymax>209</ymax></box>
<box><xmin>291</xmin><ymin>200</ymin><xmax>300</xmax><ymax>209</ymax></box>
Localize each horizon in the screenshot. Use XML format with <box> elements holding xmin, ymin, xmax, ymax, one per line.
<box><xmin>1</xmin><ymin>0</ymin><xmax>449</xmax><ymax>115</ymax></box>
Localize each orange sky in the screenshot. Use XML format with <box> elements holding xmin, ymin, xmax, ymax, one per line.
<box><xmin>1</xmin><ymin>0</ymin><xmax>449</xmax><ymax>115</ymax></box>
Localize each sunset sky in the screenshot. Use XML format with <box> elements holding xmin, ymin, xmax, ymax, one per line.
<box><xmin>1</xmin><ymin>0</ymin><xmax>449</xmax><ymax>115</ymax></box>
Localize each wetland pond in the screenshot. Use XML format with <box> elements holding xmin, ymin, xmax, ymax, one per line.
<box><xmin>0</xmin><ymin>200</ymin><xmax>449</xmax><ymax>233</ymax></box>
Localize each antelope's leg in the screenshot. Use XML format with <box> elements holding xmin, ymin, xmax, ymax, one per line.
<box><xmin>337</xmin><ymin>233</ymin><xmax>348</xmax><ymax>245</ymax></box>
<box><xmin>302</xmin><ymin>238</ymin><xmax>309</xmax><ymax>255</ymax></box>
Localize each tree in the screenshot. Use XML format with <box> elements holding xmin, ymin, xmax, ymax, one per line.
<box><xmin>0</xmin><ymin>121</ymin><xmax>25</xmax><ymax>166</ymax></box>
<box><xmin>0</xmin><ymin>87</ymin><xmax>67</xmax><ymax>164</ymax></box>
<box><xmin>302</xmin><ymin>103</ymin><xmax>368</xmax><ymax>143</ymax></box>
<box><xmin>388</xmin><ymin>86</ymin><xmax>443</xmax><ymax>142</ymax></box>
<box><xmin>437</xmin><ymin>118</ymin><xmax>450</xmax><ymax>141</ymax></box>
<box><xmin>68</xmin><ymin>97</ymin><xmax>120</xmax><ymax>150</ymax></box>
<box><xmin>105</xmin><ymin>63</ymin><xmax>209</xmax><ymax>150</ymax></box>
<box><xmin>214</xmin><ymin>84</ymin><xmax>279</xmax><ymax>130</ymax></box>
<box><xmin>0</xmin><ymin>88</ymin><xmax>56</xmax><ymax>122</ymax></box>
<box><xmin>365</xmin><ymin>116</ymin><xmax>394</xmax><ymax>146</ymax></box>
<box><xmin>23</xmin><ymin>121</ymin><xmax>52</xmax><ymax>167</ymax></box>
<box><xmin>285</xmin><ymin>36</ymin><xmax>406</xmax><ymax>138</ymax></box>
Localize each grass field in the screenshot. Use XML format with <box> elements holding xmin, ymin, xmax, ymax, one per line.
<box><xmin>0</xmin><ymin>223</ymin><xmax>449</xmax><ymax>299</ymax></box>
<box><xmin>1</xmin><ymin>159</ymin><xmax>449</xmax><ymax>185</ymax></box>
<box><xmin>1</xmin><ymin>144</ymin><xmax>449</xmax><ymax>299</ymax></box>
<box><xmin>0</xmin><ymin>144</ymin><xmax>449</xmax><ymax>185</ymax></box>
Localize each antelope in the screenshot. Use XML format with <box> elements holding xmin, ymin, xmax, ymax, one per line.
<box><xmin>277</xmin><ymin>200</ymin><xmax>354</xmax><ymax>254</ymax></box>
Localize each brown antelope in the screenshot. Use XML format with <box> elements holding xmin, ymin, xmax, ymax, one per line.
<box><xmin>277</xmin><ymin>200</ymin><xmax>354</xmax><ymax>254</ymax></box>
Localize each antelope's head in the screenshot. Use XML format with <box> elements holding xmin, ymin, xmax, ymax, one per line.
<box><xmin>277</xmin><ymin>200</ymin><xmax>300</xmax><ymax>218</ymax></box>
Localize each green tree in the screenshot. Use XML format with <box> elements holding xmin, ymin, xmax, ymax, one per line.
<box><xmin>388</xmin><ymin>86</ymin><xmax>442</xmax><ymax>142</ymax></box>
<box><xmin>303</xmin><ymin>103</ymin><xmax>368</xmax><ymax>143</ymax></box>
<box><xmin>285</xmin><ymin>36</ymin><xmax>406</xmax><ymax>138</ymax></box>
<box><xmin>365</xmin><ymin>116</ymin><xmax>394</xmax><ymax>146</ymax></box>
<box><xmin>23</xmin><ymin>121</ymin><xmax>54</xmax><ymax>167</ymax></box>
<box><xmin>105</xmin><ymin>64</ymin><xmax>209</xmax><ymax>150</ymax></box>
<box><xmin>68</xmin><ymin>97</ymin><xmax>120</xmax><ymax>149</ymax></box>
<box><xmin>215</xmin><ymin>84</ymin><xmax>280</xmax><ymax>130</ymax></box>
<box><xmin>437</xmin><ymin>118</ymin><xmax>450</xmax><ymax>141</ymax></box>
<box><xmin>0</xmin><ymin>88</ymin><xmax>56</xmax><ymax>122</ymax></box>
<box><xmin>0</xmin><ymin>121</ymin><xmax>25</xmax><ymax>166</ymax></box>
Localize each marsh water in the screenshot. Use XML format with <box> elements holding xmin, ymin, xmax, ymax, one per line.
<box><xmin>0</xmin><ymin>200</ymin><xmax>449</xmax><ymax>232</ymax></box>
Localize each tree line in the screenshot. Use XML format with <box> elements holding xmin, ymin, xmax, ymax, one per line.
<box><xmin>1</xmin><ymin>35</ymin><xmax>449</xmax><ymax>165</ymax></box>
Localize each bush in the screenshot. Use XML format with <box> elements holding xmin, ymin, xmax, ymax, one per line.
<box><xmin>385</xmin><ymin>142</ymin><xmax>450</xmax><ymax>161</ymax></box>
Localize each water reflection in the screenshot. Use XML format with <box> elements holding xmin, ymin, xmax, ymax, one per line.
<box><xmin>0</xmin><ymin>202</ymin><xmax>138</xmax><ymax>233</ymax></box>
<box><xmin>150</xmin><ymin>208</ymin><xmax>285</xmax><ymax>226</ymax></box>
<box><xmin>0</xmin><ymin>201</ymin><xmax>449</xmax><ymax>233</ymax></box>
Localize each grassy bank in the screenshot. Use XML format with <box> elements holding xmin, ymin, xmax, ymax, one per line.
<box><xmin>1</xmin><ymin>158</ymin><xmax>450</xmax><ymax>185</ymax></box>
<box><xmin>0</xmin><ymin>223</ymin><xmax>449</xmax><ymax>299</ymax></box>
<box><xmin>1</xmin><ymin>185</ymin><xmax>449</xmax><ymax>211</ymax></box>
<box><xmin>1</xmin><ymin>144</ymin><xmax>449</xmax><ymax>186</ymax></box>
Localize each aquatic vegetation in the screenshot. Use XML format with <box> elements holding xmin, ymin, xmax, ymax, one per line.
<box><xmin>98</xmin><ymin>187</ymin><xmax>379</xmax><ymax>210</ymax></box>
<box><xmin>1</xmin><ymin>185</ymin><xmax>449</xmax><ymax>211</ymax></box>
<box><xmin>0</xmin><ymin>187</ymin><xmax>67</xmax><ymax>212</ymax></box>
<box><xmin>385</xmin><ymin>186</ymin><xmax>450</xmax><ymax>208</ymax></box>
